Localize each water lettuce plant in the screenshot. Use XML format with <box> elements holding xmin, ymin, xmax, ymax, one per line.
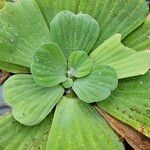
<box><xmin>0</xmin><ymin>0</ymin><xmax>150</xmax><ymax>149</ymax></box>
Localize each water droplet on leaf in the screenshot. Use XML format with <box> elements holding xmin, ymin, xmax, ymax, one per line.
<box><xmin>140</xmin><ymin>81</ymin><xmax>143</xmax><ymax>84</ymax></box>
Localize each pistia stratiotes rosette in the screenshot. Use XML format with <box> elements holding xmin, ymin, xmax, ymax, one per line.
<box><xmin>4</xmin><ymin>11</ymin><xmax>119</xmax><ymax>126</ymax></box>
<box><xmin>0</xmin><ymin>0</ymin><xmax>150</xmax><ymax>149</ymax></box>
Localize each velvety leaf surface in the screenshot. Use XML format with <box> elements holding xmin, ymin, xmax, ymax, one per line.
<box><xmin>0</xmin><ymin>60</ymin><xmax>30</xmax><ymax>73</ymax></box>
<box><xmin>31</xmin><ymin>43</ymin><xmax>67</xmax><ymax>87</ymax></box>
<box><xmin>123</xmin><ymin>14</ymin><xmax>150</xmax><ymax>51</ymax></box>
<box><xmin>35</xmin><ymin>0</ymin><xmax>79</xmax><ymax>28</ymax></box>
<box><xmin>72</xmin><ymin>65</ymin><xmax>118</xmax><ymax>103</ymax></box>
<box><xmin>68</xmin><ymin>51</ymin><xmax>93</xmax><ymax>78</ymax></box>
<box><xmin>98</xmin><ymin>72</ymin><xmax>150</xmax><ymax>138</ymax></box>
<box><xmin>50</xmin><ymin>11</ymin><xmax>100</xmax><ymax>57</ymax></box>
<box><xmin>90</xmin><ymin>34</ymin><xmax>150</xmax><ymax>79</ymax></box>
<box><xmin>0</xmin><ymin>113</ymin><xmax>53</xmax><ymax>150</ymax></box>
<box><xmin>78</xmin><ymin>0</ymin><xmax>149</xmax><ymax>48</ymax></box>
<box><xmin>46</xmin><ymin>96</ymin><xmax>124</xmax><ymax>150</ymax></box>
<box><xmin>3</xmin><ymin>74</ymin><xmax>64</xmax><ymax>126</ymax></box>
<box><xmin>0</xmin><ymin>0</ymin><xmax>51</xmax><ymax>68</ymax></box>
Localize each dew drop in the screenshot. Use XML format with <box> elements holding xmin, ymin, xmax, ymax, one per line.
<box><xmin>140</xmin><ymin>81</ymin><xmax>143</xmax><ymax>84</ymax></box>
<box><xmin>99</xmin><ymin>83</ymin><xmax>102</xmax><ymax>86</ymax></box>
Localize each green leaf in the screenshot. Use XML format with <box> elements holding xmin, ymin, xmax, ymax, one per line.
<box><xmin>72</xmin><ymin>65</ymin><xmax>118</xmax><ymax>103</ymax></box>
<box><xmin>78</xmin><ymin>0</ymin><xmax>149</xmax><ymax>48</ymax></box>
<box><xmin>90</xmin><ymin>34</ymin><xmax>150</xmax><ymax>79</ymax></box>
<box><xmin>0</xmin><ymin>0</ymin><xmax>5</xmax><ymax>9</ymax></box>
<box><xmin>50</xmin><ymin>11</ymin><xmax>100</xmax><ymax>57</ymax></box>
<box><xmin>68</xmin><ymin>51</ymin><xmax>93</xmax><ymax>78</ymax></box>
<box><xmin>62</xmin><ymin>78</ymin><xmax>73</xmax><ymax>89</ymax></box>
<box><xmin>0</xmin><ymin>0</ymin><xmax>51</xmax><ymax>68</ymax></box>
<box><xmin>0</xmin><ymin>60</ymin><xmax>30</xmax><ymax>73</ymax></box>
<box><xmin>123</xmin><ymin>14</ymin><xmax>150</xmax><ymax>51</ymax></box>
<box><xmin>35</xmin><ymin>0</ymin><xmax>80</xmax><ymax>28</ymax></box>
<box><xmin>98</xmin><ymin>72</ymin><xmax>150</xmax><ymax>138</ymax></box>
<box><xmin>0</xmin><ymin>113</ymin><xmax>53</xmax><ymax>150</ymax></box>
<box><xmin>31</xmin><ymin>43</ymin><xmax>67</xmax><ymax>87</ymax></box>
<box><xmin>46</xmin><ymin>96</ymin><xmax>124</xmax><ymax>150</ymax></box>
<box><xmin>3</xmin><ymin>74</ymin><xmax>64</xmax><ymax>126</ymax></box>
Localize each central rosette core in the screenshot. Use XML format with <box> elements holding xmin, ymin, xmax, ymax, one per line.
<box><xmin>30</xmin><ymin>11</ymin><xmax>118</xmax><ymax>103</ymax></box>
<box><xmin>63</xmin><ymin>50</ymin><xmax>94</xmax><ymax>89</ymax></box>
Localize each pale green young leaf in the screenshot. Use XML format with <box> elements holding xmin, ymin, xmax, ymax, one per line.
<box><xmin>90</xmin><ymin>34</ymin><xmax>150</xmax><ymax>79</ymax></box>
<box><xmin>35</xmin><ymin>0</ymin><xmax>80</xmax><ymax>28</ymax></box>
<box><xmin>98</xmin><ymin>72</ymin><xmax>150</xmax><ymax>138</ymax></box>
<box><xmin>123</xmin><ymin>14</ymin><xmax>150</xmax><ymax>51</ymax></box>
<box><xmin>50</xmin><ymin>11</ymin><xmax>100</xmax><ymax>57</ymax></box>
<box><xmin>0</xmin><ymin>0</ymin><xmax>51</xmax><ymax>68</ymax></box>
<box><xmin>46</xmin><ymin>96</ymin><xmax>124</xmax><ymax>150</ymax></box>
<box><xmin>0</xmin><ymin>113</ymin><xmax>53</xmax><ymax>150</ymax></box>
<box><xmin>31</xmin><ymin>43</ymin><xmax>67</xmax><ymax>87</ymax></box>
<box><xmin>3</xmin><ymin>74</ymin><xmax>64</xmax><ymax>126</ymax></box>
<box><xmin>72</xmin><ymin>65</ymin><xmax>118</xmax><ymax>103</ymax></box>
<box><xmin>78</xmin><ymin>0</ymin><xmax>149</xmax><ymax>48</ymax></box>
<box><xmin>62</xmin><ymin>78</ymin><xmax>73</xmax><ymax>89</ymax></box>
<box><xmin>68</xmin><ymin>51</ymin><xmax>93</xmax><ymax>78</ymax></box>
<box><xmin>0</xmin><ymin>60</ymin><xmax>30</xmax><ymax>73</ymax></box>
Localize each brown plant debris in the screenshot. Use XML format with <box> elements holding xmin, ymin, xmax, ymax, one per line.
<box><xmin>0</xmin><ymin>70</ymin><xmax>10</xmax><ymax>84</ymax></box>
<box><xmin>94</xmin><ymin>105</ymin><xmax>150</xmax><ymax>150</ymax></box>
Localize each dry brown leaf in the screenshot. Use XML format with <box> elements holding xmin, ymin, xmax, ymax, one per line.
<box><xmin>94</xmin><ymin>104</ymin><xmax>150</xmax><ymax>150</ymax></box>
<box><xmin>0</xmin><ymin>70</ymin><xmax>10</xmax><ymax>84</ymax></box>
